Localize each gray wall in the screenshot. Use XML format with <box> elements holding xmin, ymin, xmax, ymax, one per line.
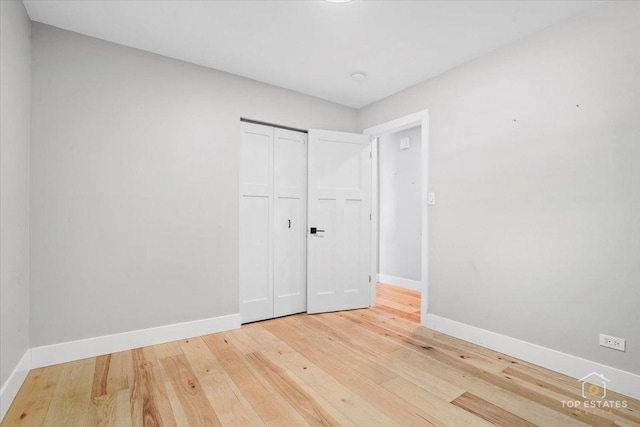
<box><xmin>359</xmin><ymin>2</ymin><xmax>640</xmax><ymax>374</ymax></box>
<box><xmin>30</xmin><ymin>23</ymin><xmax>357</xmax><ymax>347</ymax></box>
<box><xmin>0</xmin><ymin>0</ymin><xmax>31</xmax><ymax>387</ymax></box>
<box><xmin>379</xmin><ymin>126</ymin><xmax>421</xmax><ymax>282</ymax></box>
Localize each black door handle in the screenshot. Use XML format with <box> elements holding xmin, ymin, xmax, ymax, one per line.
<box><xmin>310</xmin><ymin>227</ymin><xmax>325</xmax><ymax>234</ymax></box>
<box><xmin>288</xmin><ymin>219</ymin><xmax>291</xmax><ymax>229</ymax></box>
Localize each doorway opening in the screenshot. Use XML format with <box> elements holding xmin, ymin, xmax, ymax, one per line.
<box><xmin>376</xmin><ymin>126</ymin><xmax>422</xmax><ymax>323</ymax></box>
<box><xmin>364</xmin><ymin>110</ymin><xmax>429</xmax><ymax>327</ymax></box>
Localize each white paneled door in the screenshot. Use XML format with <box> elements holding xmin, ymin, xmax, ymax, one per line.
<box><xmin>240</xmin><ymin>122</ymin><xmax>307</xmax><ymax>324</ymax></box>
<box><xmin>307</xmin><ymin>129</ymin><xmax>372</xmax><ymax>314</ymax></box>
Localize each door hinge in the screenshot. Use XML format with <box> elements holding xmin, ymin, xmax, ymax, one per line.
<box><xmin>370</xmin><ymin>151</ymin><xmax>372</xmax><ymax>159</ymax></box>
<box><xmin>369</xmin><ymin>275</ymin><xmax>372</xmax><ymax>283</ymax></box>
<box><xmin>369</xmin><ymin>212</ymin><xmax>372</xmax><ymax>221</ymax></box>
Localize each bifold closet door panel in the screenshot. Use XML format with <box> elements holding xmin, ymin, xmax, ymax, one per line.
<box><xmin>273</xmin><ymin>128</ymin><xmax>307</xmax><ymax>317</ymax></box>
<box><xmin>240</xmin><ymin>122</ymin><xmax>274</xmax><ymax>323</ymax></box>
<box><xmin>274</xmin><ymin>198</ymin><xmax>305</xmax><ymax>316</ymax></box>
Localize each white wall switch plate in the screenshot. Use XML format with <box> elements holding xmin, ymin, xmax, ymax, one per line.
<box><xmin>599</xmin><ymin>334</ymin><xmax>625</xmax><ymax>351</ymax></box>
<box><xmin>428</xmin><ymin>192</ymin><xmax>436</xmax><ymax>205</ymax></box>
<box><xmin>399</xmin><ymin>137</ymin><xmax>410</xmax><ymax>150</ymax></box>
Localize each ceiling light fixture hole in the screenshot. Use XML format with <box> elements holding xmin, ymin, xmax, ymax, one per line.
<box><xmin>351</xmin><ymin>72</ymin><xmax>366</xmax><ymax>82</ymax></box>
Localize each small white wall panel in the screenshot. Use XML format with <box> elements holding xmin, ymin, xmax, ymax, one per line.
<box><xmin>343</xmin><ymin>199</ymin><xmax>362</xmax><ymax>292</ymax></box>
<box><xmin>316</xmin><ymin>140</ymin><xmax>362</xmax><ymax>191</ymax></box>
<box><xmin>240</xmin><ymin>128</ymin><xmax>271</xmax><ymax>189</ymax></box>
<box><xmin>274</xmin><ymin>131</ymin><xmax>305</xmax><ymax>194</ymax></box>
<box><xmin>240</xmin><ymin>196</ymin><xmax>272</xmax><ymax>320</ymax></box>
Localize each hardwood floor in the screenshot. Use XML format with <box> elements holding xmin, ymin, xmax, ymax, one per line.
<box><xmin>3</xmin><ymin>284</ymin><xmax>639</xmax><ymax>426</ymax></box>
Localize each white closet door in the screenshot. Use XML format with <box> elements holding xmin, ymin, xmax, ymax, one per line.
<box><xmin>240</xmin><ymin>122</ymin><xmax>274</xmax><ymax>323</ymax></box>
<box><xmin>273</xmin><ymin>128</ymin><xmax>307</xmax><ymax>317</ymax></box>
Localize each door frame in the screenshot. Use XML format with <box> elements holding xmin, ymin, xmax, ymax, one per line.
<box><xmin>363</xmin><ymin>109</ymin><xmax>430</xmax><ymax>327</ymax></box>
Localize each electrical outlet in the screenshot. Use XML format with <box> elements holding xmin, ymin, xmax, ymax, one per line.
<box><xmin>599</xmin><ymin>334</ymin><xmax>626</xmax><ymax>351</ymax></box>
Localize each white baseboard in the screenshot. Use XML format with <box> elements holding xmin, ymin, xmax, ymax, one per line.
<box><xmin>1</xmin><ymin>349</ymin><xmax>31</xmax><ymax>422</ymax></box>
<box><xmin>426</xmin><ymin>314</ymin><xmax>640</xmax><ymax>399</ymax></box>
<box><xmin>31</xmin><ymin>313</ymin><xmax>241</xmax><ymax>369</ymax></box>
<box><xmin>378</xmin><ymin>274</ymin><xmax>422</xmax><ymax>292</ymax></box>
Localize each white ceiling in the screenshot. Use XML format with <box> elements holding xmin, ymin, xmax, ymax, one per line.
<box><xmin>24</xmin><ymin>0</ymin><xmax>602</xmax><ymax>108</ymax></box>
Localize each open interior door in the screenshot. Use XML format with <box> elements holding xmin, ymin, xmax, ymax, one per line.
<box><xmin>307</xmin><ymin>129</ymin><xmax>372</xmax><ymax>314</ymax></box>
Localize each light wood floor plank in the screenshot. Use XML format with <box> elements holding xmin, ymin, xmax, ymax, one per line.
<box><xmin>382</xmin><ymin>376</ymin><xmax>493</xmax><ymax>427</ymax></box>
<box><xmin>2</xmin><ymin>365</ymin><xmax>63</xmax><ymax>426</ymax></box>
<box><xmin>90</xmin><ymin>393</ymin><xmax>115</xmax><ymax>427</ymax></box>
<box><xmin>159</xmin><ymin>354</ymin><xmax>222</xmax><ymax>426</ymax></box>
<box><xmin>181</xmin><ymin>344</ymin><xmax>265</xmax><ymax>427</ymax></box>
<box><xmin>201</xmin><ymin>333</ymin><xmax>309</xmax><ymax>426</ymax></box>
<box><xmin>286</xmin><ymin>335</ymin><xmax>442</xmax><ymax>426</ymax></box>
<box><xmin>257</xmin><ymin>347</ymin><xmax>398</xmax><ymax>427</ymax></box>
<box><xmin>451</xmin><ymin>391</ymin><xmax>536</xmax><ymax>426</ymax></box>
<box><xmin>114</xmin><ymin>389</ymin><xmax>133</xmax><ymax>427</ymax></box>
<box><xmin>42</xmin><ymin>358</ymin><xmax>95</xmax><ymax>427</ymax></box>
<box><xmin>287</xmin><ymin>317</ymin><xmax>398</xmax><ymax>384</ymax></box>
<box><xmin>129</xmin><ymin>348</ymin><xmax>177</xmax><ymax>427</ymax></box>
<box><xmin>245</xmin><ymin>351</ymin><xmax>342</xmax><ymax>426</ymax></box>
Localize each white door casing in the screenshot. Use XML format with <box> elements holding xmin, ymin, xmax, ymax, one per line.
<box><xmin>363</xmin><ymin>109</ymin><xmax>429</xmax><ymax>325</ymax></box>
<box><xmin>307</xmin><ymin>129</ymin><xmax>372</xmax><ymax>314</ymax></box>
